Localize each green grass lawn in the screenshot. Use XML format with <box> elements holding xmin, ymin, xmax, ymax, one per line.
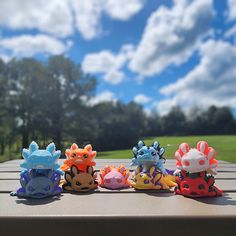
<box><xmin>97</xmin><ymin>135</ymin><xmax>236</xmax><ymax>163</ymax></box>
<box><xmin>1</xmin><ymin>135</ymin><xmax>236</xmax><ymax>163</ymax></box>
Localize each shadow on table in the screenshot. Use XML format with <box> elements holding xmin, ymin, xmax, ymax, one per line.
<box><xmin>15</xmin><ymin>195</ymin><xmax>62</xmax><ymax>206</ymax></box>
<box><xmin>195</xmin><ymin>193</ymin><xmax>236</xmax><ymax>206</ymax></box>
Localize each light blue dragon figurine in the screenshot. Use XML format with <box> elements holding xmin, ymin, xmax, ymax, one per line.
<box><xmin>131</xmin><ymin>140</ymin><xmax>168</xmax><ymax>175</ymax></box>
<box><xmin>20</xmin><ymin>141</ymin><xmax>62</xmax><ymax>175</ymax></box>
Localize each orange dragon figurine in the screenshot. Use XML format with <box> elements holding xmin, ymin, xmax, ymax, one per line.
<box><xmin>61</xmin><ymin>143</ymin><xmax>96</xmax><ymax>172</ymax></box>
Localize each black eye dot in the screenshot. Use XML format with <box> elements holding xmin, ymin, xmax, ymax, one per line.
<box><xmin>83</xmin><ymin>154</ymin><xmax>88</xmax><ymax>158</ymax></box>
<box><xmin>89</xmin><ymin>181</ymin><xmax>93</xmax><ymax>185</ymax></box>
<box><xmin>198</xmin><ymin>184</ymin><xmax>205</xmax><ymax>190</ymax></box>
<box><xmin>151</xmin><ymin>151</ymin><xmax>156</xmax><ymax>156</ymax></box>
<box><xmin>183</xmin><ymin>184</ymin><xmax>189</xmax><ymax>188</ymax></box>
<box><xmin>76</xmin><ymin>182</ymin><xmax>81</xmax><ymax>186</ymax></box>
<box><xmin>139</xmin><ymin>151</ymin><xmax>144</xmax><ymax>155</ymax></box>
<box><xmin>71</xmin><ymin>153</ymin><xmax>76</xmax><ymax>158</ymax></box>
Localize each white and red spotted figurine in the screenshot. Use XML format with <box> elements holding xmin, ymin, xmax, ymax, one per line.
<box><xmin>174</xmin><ymin>141</ymin><xmax>223</xmax><ymax>198</ymax></box>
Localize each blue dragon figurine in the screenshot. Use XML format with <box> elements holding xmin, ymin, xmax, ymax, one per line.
<box><xmin>12</xmin><ymin>169</ymin><xmax>62</xmax><ymax>198</ymax></box>
<box><xmin>20</xmin><ymin>141</ymin><xmax>62</xmax><ymax>175</ymax></box>
<box><xmin>131</xmin><ymin>140</ymin><xmax>168</xmax><ymax>175</ymax></box>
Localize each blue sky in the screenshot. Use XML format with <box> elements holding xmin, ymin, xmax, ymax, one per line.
<box><xmin>0</xmin><ymin>0</ymin><xmax>236</xmax><ymax>115</ymax></box>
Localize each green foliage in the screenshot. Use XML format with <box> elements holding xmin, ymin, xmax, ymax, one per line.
<box><xmin>98</xmin><ymin>135</ymin><xmax>236</xmax><ymax>163</ymax></box>
<box><xmin>0</xmin><ymin>56</ymin><xmax>236</xmax><ymax>163</ymax></box>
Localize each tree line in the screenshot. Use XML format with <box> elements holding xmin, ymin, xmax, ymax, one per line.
<box><xmin>0</xmin><ymin>56</ymin><xmax>236</xmax><ymax>158</ymax></box>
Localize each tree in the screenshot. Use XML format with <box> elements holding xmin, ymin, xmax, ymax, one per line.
<box><xmin>92</xmin><ymin>101</ymin><xmax>146</xmax><ymax>150</ymax></box>
<box><xmin>46</xmin><ymin>55</ymin><xmax>96</xmax><ymax>149</ymax></box>
<box><xmin>160</xmin><ymin>106</ymin><xmax>187</xmax><ymax>135</ymax></box>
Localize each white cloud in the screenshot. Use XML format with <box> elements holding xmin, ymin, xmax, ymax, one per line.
<box><xmin>0</xmin><ymin>0</ymin><xmax>144</xmax><ymax>40</ymax></box>
<box><xmin>0</xmin><ymin>0</ymin><xmax>73</xmax><ymax>38</ymax></box>
<box><xmin>0</xmin><ymin>34</ymin><xmax>71</xmax><ymax>59</ymax></box>
<box><xmin>85</xmin><ymin>91</ymin><xmax>117</xmax><ymax>106</ymax></box>
<box><xmin>224</xmin><ymin>25</ymin><xmax>236</xmax><ymax>39</ymax></box>
<box><xmin>134</xmin><ymin>94</ymin><xmax>151</xmax><ymax>104</ymax></box>
<box><xmin>129</xmin><ymin>0</ymin><xmax>215</xmax><ymax>76</ymax></box>
<box><xmin>228</xmin><ymin>0</ymin><xmax>236</xmax><ymax>20</ymax></box>
<box><xmin>82</xmin><ymin>44</ymin><xmax>134</xmax><ymax>84</ymax></box>
<box><xmin>155</xmin><ymin>40</ymin><xmax>236</xmax><ymax>115</ymax></box>
<box><xmin>105</xmin><ymin>0</ymin><xmax>144</xmax><ymax>21</ymax></box>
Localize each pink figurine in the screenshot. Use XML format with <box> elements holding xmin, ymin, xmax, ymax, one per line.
<box><xmin>99</xmin><ymin>165</ymin><xmax>131</xmax><ymax>190</ymax></box>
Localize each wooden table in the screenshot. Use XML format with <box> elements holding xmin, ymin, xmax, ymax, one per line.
<box><xmin>1</xmin><ymin>159</ymin><xmax>236</xmax><ymax>236</ymax></box>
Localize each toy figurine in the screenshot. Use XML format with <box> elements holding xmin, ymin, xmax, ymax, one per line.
<box><xmin>21</xmin><ymin>141</ymin><xmax>62</xmax><ymax>174</ymax></box>
<box><xmin>12</xmin><ymin>169</ymin><xmax>62</xmax><ymax>198</ymax></box>
<box><xmin>99</xmin><ymin>165</ymin><xmax>131</xmax><ymax>190</ymax></box>
<box><xmin>61</xmin><ymin>143</ymin><xmax>96</xmax><ymax>172</ymax></box>
<box><xmin>11</xmin><ymin>141</ymin><xmax>62</xmax><ymax>198</ymax></box>
<box><xmin>132</xmin><ymin>166</ymin><xmax>176</xmax><ymax>190</ymax></box>
<box><xmin>131</xmin><ymin>140</ymin><xmax>176</xmax><ymax>190</ymax></box>
<box><xmin>62</xmin><ymin>165</ymin><xmax>98</xmax><ymax>192</ymax></box>
<box><xmin>131</xmin><ymin>140</ymin><xmax>167</xmax><ymax>174</ymax></box>
<box><xmin>174</xmin><ymin>141</ymin><xmax>223</xmax><ymax>197</ymax></box>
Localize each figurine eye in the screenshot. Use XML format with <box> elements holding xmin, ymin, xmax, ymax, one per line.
<box><xmin>28</xmin><ymin>186</ymin><xmax>35</xmax><ymax>192</ymax></box>
<box><xmin>199</xmin><ymin>160</ymin><xmax>205</xmax><ymax>165</ymax></box>
<box><xmin>134</xmin><ymin>178</ymin><xmax>137</xmax><ymax>182</ymax></box>
<box><xmin>183</xmin><ymin>184</ymin><xmax>189</xmax><ymax>188</ymax></box>
<box><xmin>89</xmin><ymin>181</ymin><xmax>93</xmax><ymax>185</ymax></box>
<box><xmin>144</xmin><ymin>180</ymin><xmax>149</xmax><ymax>184</ymax></box>
<box><xmin>198</xmin><ymin>184</ymin><xmax>205</xmax><ymax>190</ymax></box>
<box><xmin>184</xmin><ymin>161</ymin><xmax>190</xmax><ymax>166</ymax></box>
<box><xmin>83</xmin><ymin>154</ymin><xmax>88</xmax><ymax>159</ymax></box>
<box><xmin>139</xmin><ymin>151</ymin><xmax>144</xmax><ymax>155</ymax></box>
<box><xmin>44</xmin><ymin>185</ymin><xmax>51</xmax><ymax>191</ymax></box>
<box><xmin>76</xmin><ymin>181</ymin><xmax>81</xmax><ymax>186</ymax></box>
<box><xmin>71</xmin><ymin>153</ymin><xmax>76</xmax><ymax>158</ymax></box>
<box><xmin>151</xmin><ymin>151</ymin><xmax>156</xmax><ymax>156</ymax></box>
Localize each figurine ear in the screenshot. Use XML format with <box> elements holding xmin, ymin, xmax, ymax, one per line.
<box><xmin>65</xmin><ymin>171</ymin><xmax>72</xmax><ymax>182</ymax></box>
<box><xmin>104</xmin><ymin>165</ymin><xmax>111</xmax><ymax>174</ymax></box>
<box><xmin>197</xmin><ymin>141</ymin><xmax>209</xmax><ymax>154</ymax></box>
<box><xmin>118</xmin><ymin>165</ymin><xmax>125</xmax><ymax>173</ymax></box>
<box><xmin>175</xmin><ymin>150</ymin><xmax>182</xmax><ymax>162</ymax></box>
<box><xmin>138</xmin><ymin>140</ymin><xmax>145</xmax><ymax>149</ymax></box>
<box><xmin>46</xmin><ymin>142</ymin><xmax>56</xmax><ymax>154</ymax></box>
<box><xmin>158</xmin><ymin>147</ymin><xmax>165</xmax><ymax>157</ymax></box>
<box><xmin>53</xmin><ymin>150</ymin><xmax>61</xmax><ymax>160</ymax></box>
<box><xmin>65</xmin><ymin>149</ymin><xmax>71</xmax><ymax>158</ymax></box>
<box><xmin>71</xmin><ymin>143</ymin><xmax>78</xmax><ymax>150</ymax></box>
<box><xmin>178</xmin><ymin>143</ymin><xmax>189</xmax><ymax>156</ymax></box>
<box><xmin>91</xmin><ymin>151</ymin><xmax>97</xmax><ymax>157</ymax></box>
<box><xmin>71</xmin><ymin>165</ymin><xmax>79</xmax><ymax>176</ymax></box>
<box><xmin>85</xmin><ymin>144</ymin><xmax>92</xmax><ymax>152</ymax></box>
<box><xmin>152</xmin><ymin>141</ymin><xmax>159</xmax><ymax>150</ymax></box>
<box><xmin>132</xmin><ymin>147</ymin><xmax>138</xmax><ymax>155</ymax></box>
<box><xmin>175</xmin><ymin>150</ymin><xmax>182</xmax><ymax>166</ymax></box>
<box><xmin>207</xmin><ymin>147</ymin><xmax>216</xmax><ymax>160</ymax></box>
<box><xmin>87</xmin><ymin>166</ymin><xmax>93</xmax><ymax>175</ymax></box>
<box><xmin>29</xmin><ymin>141</ymin><xmax>39</xmax><ymax>153</ymax></box>
<box><xmin>22</xmin><ymin>149</ymin><xmax>30</xmax><ymax>159</ymax></box>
